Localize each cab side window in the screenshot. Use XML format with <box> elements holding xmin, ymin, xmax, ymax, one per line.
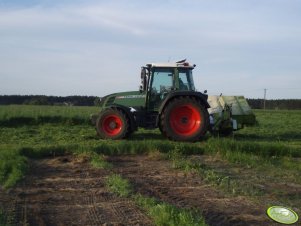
<box><xmin>179</xmin><ymin>72</ymin><xmax>189</xmax><ymax>90</ymax></box>
<box><xmin>178</xmin><ymin>70</ymin><xmax>195</xmax><ymax>91</ymax></box>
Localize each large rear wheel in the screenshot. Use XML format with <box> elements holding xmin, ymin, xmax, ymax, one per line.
<box><xmin>96</xmin><ymin>108</ymin><xmax>129</xmax><ymax>139</ymax></box>
<box><xmin>160</xmin><ymin>96</ymin><xmax>209</xmax><ymax>141</ymax></box>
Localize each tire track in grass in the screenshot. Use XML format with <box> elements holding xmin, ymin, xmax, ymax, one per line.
<box><xmin>0</xmin><ymin>155</ymin><xmax>152</xmax><ymax>226</ymax></box>
<box><xmin>109</xmin><ymin>155</ymin><xmax>279</xmax><ymax>226</ymax></box>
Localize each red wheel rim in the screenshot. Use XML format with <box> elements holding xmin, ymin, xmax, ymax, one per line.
<box><xmin>169</xmin><ymin>104</ymin><xmax>202</xmax><ymax>136</ymax></box>
<box><xmin>102</xmin><ymin>115</ymin><xmax>123</xmax><ymax>136</ymax></box>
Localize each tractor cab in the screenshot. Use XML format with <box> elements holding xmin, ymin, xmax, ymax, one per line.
<box><xmin>140</xmin><ymin>61</ymin><xmax>196</xmax><ymax>110</ymax></box>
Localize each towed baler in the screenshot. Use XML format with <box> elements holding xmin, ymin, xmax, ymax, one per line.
<box><xmin>207</xmin><ymin>95</ymin><xmax>256</xmax><ymax>135</ymax></box>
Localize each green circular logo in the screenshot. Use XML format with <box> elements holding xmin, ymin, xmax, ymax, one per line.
<box><xmin>267</xmin><ymin>206</ymin><xmax>299</xmax><ymax>224</ymax></box>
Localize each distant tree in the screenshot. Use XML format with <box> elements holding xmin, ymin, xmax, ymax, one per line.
<box><xmin>94</xmin><ymin>97</ymin><xmax>102</xmax><ymax>106</ymax></box>
<box><xmin>247</xmin><ymin>98</ymin><xmax>301</xmax><ymax>110</ymax></box>
<box><xmin>23</xmin><ymin>96</ymin><xmax>48</xmax><ymax>105</ymax></box>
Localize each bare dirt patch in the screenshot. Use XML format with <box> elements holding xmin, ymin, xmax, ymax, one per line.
<box><xmin>0</xmin><ymin>156</ymin><xmax>151</xmax><ymax>226</ymax></box>
<box><xmin>1</xmin><ymin>154</ymin><xmax>296</xmax><ymax>226</ymax></box>
<box><xmin>109</xmin><ymin>155</ymin><xmax>281</xmax><ymax>226</ymax></box>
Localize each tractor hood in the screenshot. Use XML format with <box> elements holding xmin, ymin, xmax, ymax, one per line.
<box><xmin>100</xmin><ymin>91</ymin><xmax>146</xmax><ymax>110</ymax></box>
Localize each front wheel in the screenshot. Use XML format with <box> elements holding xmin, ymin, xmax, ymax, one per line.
<box><xmin>160</xmin><ymin>97</ymin><xmax>209</xmax><ymax>141</ymax></box>
<box><xmin>96</xmin><ymin>108</ymin><xmax>129</xmax><ymax>139</ymax></box>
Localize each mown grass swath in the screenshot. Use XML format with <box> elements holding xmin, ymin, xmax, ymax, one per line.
<box><xmin>105</xmin><ymin>174</ymin><xmax>208</xmax><ymax>226</ymax></box>
<box><xmin>0</xmin><ymin>149</ymin><xmax>28</xmax><ymax>189</ymax></box>
<box><xmin>169</xmin><ymin>149</ymin><xmax>264</xmax><ymax>196</ymax></box>
<box><xmin>106</xmin><ymin>174</ymin><xmax>132</xmax><ymax>197</ymax></box>
<box><xmin>135</xmin><ymin>194</ymin><xmax>207</xmax><ymax>226</ymax></box>
<box><xmin>89</xmin><ymin>153</ymin><xmax>112</xmax><ymax>169</ymax></box>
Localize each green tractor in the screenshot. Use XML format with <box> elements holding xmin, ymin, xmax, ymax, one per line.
<box><xmin>91</xmin><ymin>60</ymin><xmax>255</xmax><ymax>141</ymax></box>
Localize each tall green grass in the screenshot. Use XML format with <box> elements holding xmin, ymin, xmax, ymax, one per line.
<box><xmin>0</xmin><ymin>105</ymin><xmax>98</xmax><ymax>126</ymax></box>
<box><xmin>237</xmin><ymin>109</ymin><xmax>301</xmax><ymax>142</ymax></box>
<box><xmin>0</xmin><ymin>105</ymin><xmax>98</xmax><ymax>119</ymax></box>
<box><xmin>203</xmin><ymin>138</ymin><xmax>301</xmax><ymax>171</ymax></box>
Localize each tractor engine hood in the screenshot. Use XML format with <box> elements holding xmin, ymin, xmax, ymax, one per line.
<box><xmin>100</xmin><ymin>91</ymin><xmax>146</xmax><ymax>110</ymax></box>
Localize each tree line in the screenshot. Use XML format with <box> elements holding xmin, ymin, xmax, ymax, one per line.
<box><xmin>247</xmin><ymin>98</ymin><xmax>301</xmax><ymax>110</ymax></box>
<box><xmin>0</xmin><ymin>95</ymin><xmax>99</xmax><ymax>106</ymax></box>
<box><xmin>0</xmin><ymin>95</ymin><xmax>300</xmax><ymax>109</ymax></box>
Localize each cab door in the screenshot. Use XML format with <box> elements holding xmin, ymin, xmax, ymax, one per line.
<box><xmin>147</xmin><ymin>68</ymin><xmax>175</xmax><ymax>111</ymax></box>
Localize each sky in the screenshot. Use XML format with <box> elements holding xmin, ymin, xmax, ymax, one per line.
<box><xmin>0</xmin><ymin>0</ymin><xmax>301</xmax><ymax>99</ymax></box>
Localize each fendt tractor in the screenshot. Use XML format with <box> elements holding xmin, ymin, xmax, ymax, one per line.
<box><xmin>91</xmin><ymin>60</ymin><xmax>256</xmax><ymax>142</ymax></box>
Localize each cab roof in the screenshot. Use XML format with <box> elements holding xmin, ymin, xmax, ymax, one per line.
<box><xmin>146</xmin><ymin>60</ymin><xmax>195</xmax><ymax>69</ymax></box>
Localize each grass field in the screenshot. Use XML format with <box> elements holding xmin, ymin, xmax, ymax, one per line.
<box><xmin>0</xmin><ymin>105</ymin><xmax>300</xmax><ymax>225</ymax></box>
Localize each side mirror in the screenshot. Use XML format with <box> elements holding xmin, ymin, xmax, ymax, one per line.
<box><xmin>204</xmin><ymin>90</ymin><xmax>207</xmax><ymax>94</ymax></box>
<box><xmin>140</xmin><ymin>68</ymin><xmax>147</xmax><ymax>92</ymax></box>
<box><xmin>141</xmin><ymin>68</ymin><xmax>146</xmax><ymax>79</ymax></box>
